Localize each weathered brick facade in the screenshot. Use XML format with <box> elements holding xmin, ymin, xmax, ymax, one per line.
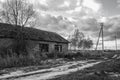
<box><xmin>27</xmin><ymin>40</ymin><xmax>68</xmax><ymax>54</ymax></box>
<box><xmin>0</xmin><ymin>39</ymin><xmax>68</xmax><ymax>55</ymax></box>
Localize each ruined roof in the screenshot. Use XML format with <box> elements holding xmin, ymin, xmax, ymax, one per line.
<box><xmin>0</xmin><ymin>23</ymin><xmax>69</xmax><ymax>43</ymax></box>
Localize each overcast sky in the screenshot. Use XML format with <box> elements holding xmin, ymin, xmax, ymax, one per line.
<box><xmin>1</xmin><ymin>0</ymin><xmax>120</xmax><ymax>50</ymax></box>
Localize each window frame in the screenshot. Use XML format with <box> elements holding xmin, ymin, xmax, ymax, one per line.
<box><xmin>54</xmin><ymin>44</ymin><xmax>62</xmax><ymax>52</ymax></box>
<box><xmin>39</xmin><ymin>43</ymin><xmax>49</xmax><ymax>52</ymax></box>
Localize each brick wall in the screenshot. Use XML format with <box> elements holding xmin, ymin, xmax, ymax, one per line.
<box><xmin>26</xmin><ymin>40</ymin><xmax>68</xmax><ymax>54</ymax></box>
<box><xmin>0</xmin><ymin>39</ymin><xmax>68</xmax><ymax>55</ymax></box>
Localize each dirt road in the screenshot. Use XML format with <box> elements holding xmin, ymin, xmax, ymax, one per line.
<box><xmin>0</xmin><ymin>60</ymin><xmax>102</xmax><ymax>80</ymax></box>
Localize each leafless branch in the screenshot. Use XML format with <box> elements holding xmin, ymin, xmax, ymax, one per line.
<box><xmin>0</xmin><ymin>0</ymin><xmax>36</xmax><ymax>27</ymax></box>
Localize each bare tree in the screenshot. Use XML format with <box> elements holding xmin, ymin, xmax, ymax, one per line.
<box><xmin>0</xmin><ymin>0</ymin><xmax>37</xmax><ymax>55</ymax></box>
<box><xmin>70</xmin><ymin>29</ymin><xmax>84</xmax><ymax>50</ymax></box>
<box><xmin>1</xmin><ymin>0</ymin><xmax>36</xmax><ymax>27</ymax></box>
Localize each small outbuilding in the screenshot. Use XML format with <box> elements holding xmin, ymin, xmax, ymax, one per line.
<box><xmin>0</xmin><ymin>23</ymin><xmax>69</xmax><ymax>55</ymax></box>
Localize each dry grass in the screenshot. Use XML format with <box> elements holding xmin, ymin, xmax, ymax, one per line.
<box><xmin>0</xmin><ymin>54</ymin><xmax>42</xmax><ymax>70</ymax></box>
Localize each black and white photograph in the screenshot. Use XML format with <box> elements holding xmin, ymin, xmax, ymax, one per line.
<box><xmin>0</xmin><ymin>0</ymin><xmax>120</xmax><ymax>80</ymax></box>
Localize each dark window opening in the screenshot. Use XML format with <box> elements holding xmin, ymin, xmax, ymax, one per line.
<box><xmin>55</xmin><ymin>45</ymin><xmax>62</xmax><ymax>52</ymax></box>
<box><xmin>39</xmin><ymin>43</ymin><xmax>49</xmax><ymax>52</ymax></box>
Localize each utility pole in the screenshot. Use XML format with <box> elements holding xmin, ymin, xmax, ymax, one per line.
<box><xmin>95</xmin><ymin>23</ymin><xmax>104</xmax><ymax>51</ymax></box>
<box><xmin>101</xmin><ymin>23</ymin><xmax>104</xmax><ymax>51</ymax></box>
<box><xmin>115</xmin><ymin>32</ymin><xmax>117</xmax><ymax>51</ymax></box>
<box><xmin>95</xmin><ymin>25</ymin><xmax>102</xmax><ymax>50</ymax></box>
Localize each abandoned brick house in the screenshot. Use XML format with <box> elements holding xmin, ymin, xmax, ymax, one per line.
<box><xmin>0</xmin><ymin>23</ymin><xmax>69</xmax><ymax>55</ymax></box>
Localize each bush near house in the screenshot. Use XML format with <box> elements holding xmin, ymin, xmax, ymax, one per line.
<box><xmin>0</xmin><ymin>54</ymin><xmax>42</xmax><ymax>70</ymax></box>
<box><xmin>0</xmin><ymin>50</ymin><xmax>88</xmax><ymax>69</ymax></box>
<box><xmin>46</xmin><ymin>50</ymin><xmax>109</xmax><ymax>60</ymax></box>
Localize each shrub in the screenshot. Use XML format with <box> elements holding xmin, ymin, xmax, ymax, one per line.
<box><xmin>0</xmin><ymin>52</ymin><xmax>42</xmax><ymax>70</ymax></box>
<box><xmin>47</xmin><ymin>51</ymin><xmax>65</xmax><ymax>59</ymax></box>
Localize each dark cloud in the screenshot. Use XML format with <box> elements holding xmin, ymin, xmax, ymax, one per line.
<box><xmin>35</xmin><ymin>11</ymin><xmax>120</xmax><ymax>41</ymax></box>
<box><xmin>35</xmin><ymin>14</ymin><xmax>74</xmax><ymax>38</ymax></box>
<box><xmin>92</xmin><ymin>16</ymin><xmax>120</xmax><ymax>41</ymax></box>
<box><xmin>103</xmin><ymin>16</ymin><xmax>120</xmax><ymax>40</ymax></box>
<box><xmin>74</xmin><ymin>16</ymin><xmax>120</xmax><ymax>41</ymax></box>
